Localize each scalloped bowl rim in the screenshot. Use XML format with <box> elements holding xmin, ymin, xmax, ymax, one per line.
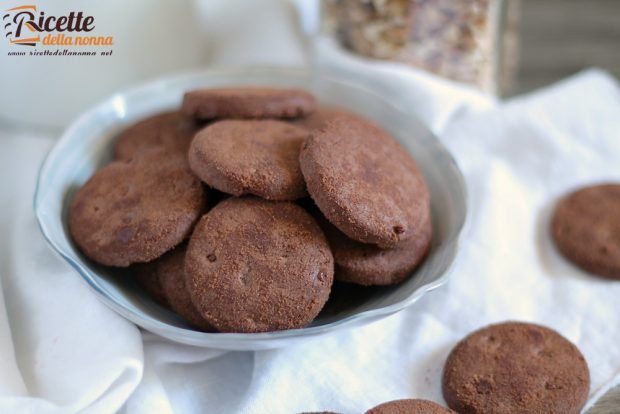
<box><xmin>34</xmin><ymin>67</ymin><xmax>468</xmax><ymax>347</ymax></box>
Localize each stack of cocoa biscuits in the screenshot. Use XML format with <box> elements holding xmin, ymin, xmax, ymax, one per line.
<box><xmin>68</xmin><ymin>87</ymin><xmax>432</xmax><ymax>334</ymax></box>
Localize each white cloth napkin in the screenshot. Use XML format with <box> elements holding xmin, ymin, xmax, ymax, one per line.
<box><xmin>1</xmin><ymin>0</ymin><xmax>620</xmax><ymax>412</ymax></box>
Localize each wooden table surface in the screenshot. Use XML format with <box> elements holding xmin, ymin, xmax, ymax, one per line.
<box><xmin>513</xmin><ymin>1</ymin><xmax>620</xmax><ymax>412</ymax></box>
<box><xmin>510</xmin><ymin>0</ymin><xmax>620</xmax><ymax>96</ymax></box>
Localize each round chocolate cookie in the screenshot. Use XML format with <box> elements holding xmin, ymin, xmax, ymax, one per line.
<box><xmin>185</xmin><ymin>197</ymin><xmax>334</xmax><ymax>333</ymax></box>
<box><xmin>299</xmin><ymin>116</ymin><xmax>430</xmax><ymax>248</ymax></box>
<box><xmin>189</xmin><ymin>120</ymin><xmax>309</xmax><ymax>200</ymax></box>
<box><xmin>442</xmin><ymin>322</ymin><xmax>590</xmax><ymax>414</ymax></box>
<box><xmin>134</xmin><ymin>264</ymin><xmax>169</xmax><ymax>308</ymax></box>
<box><xmin>294</xmin><ymin>106</ymin><xmax>361</xmax><ymax>131</ymax></box>
<box><xmin>182</xmin><ymin>87</ymin><xmax>316</xmax><ymax>120</ymax></box>
<box><xmin>114</xmin><ymin>111</ymin><xmax>198</xmax><ymax>161</ymax></box>
<box><xmin>299</xmin><ymin>412</ymin><xmax>341</xmax><ymax>414</ymax></box>
<box><xmin>551</xmin><ymin>183</ymin><xmax>620</xmax><ymax>279</ymax></box>
<box><xmin>321</xmin><ymin>213</ymin><xmax>432</xmax><ymax>286</ymax></box>
<box><xmin>69</xmin><ymin>149</ymin><xmax>206</xmax><ymax>267</ymax></box>
<box><xmin>149</xmin><ymin>245</ymin><xmax>214</xmax><ymax>331</ymax></box>
<box><xmin>366</xmin><ymin>399</ymin><xmax>455</xmax><ymax>414</ymax></box>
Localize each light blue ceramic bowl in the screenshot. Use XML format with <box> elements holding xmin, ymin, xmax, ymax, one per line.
<box><xmin>34</xmin><ymin>68</ymin><xmax>467</xmax><ymax>350</ymax></box>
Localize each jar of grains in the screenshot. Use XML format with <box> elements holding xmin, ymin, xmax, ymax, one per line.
<box><xmin>321</xmin><ymin>0</ymin><xmax>519</xmax><ymax>94</ymax></box>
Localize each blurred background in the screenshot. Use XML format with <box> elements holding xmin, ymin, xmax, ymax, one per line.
<box><xmin>1</xmin><ymin>0</ymin><xmax>619</xmax><ymax>127</ymax></box>
<box><xmin>320</xmin><ymin>0</ymin><xmax>620</xmax><ymax>96</ymax></box>
<box><xmin>512</xmin><ymin>0</ymin><xmax>620</xmax><ymax>96</ymax></box>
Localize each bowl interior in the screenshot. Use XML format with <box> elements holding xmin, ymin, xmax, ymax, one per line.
<box><xmin>35</xmin><ymin>68</ymin><xmax>466</xmax><ymax>349</ymax></box>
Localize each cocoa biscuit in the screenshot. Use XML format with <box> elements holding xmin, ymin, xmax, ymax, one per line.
<box><xmin>299</xmin><ymin>412</ymin><xmax>341</xmax><ymax>414</ymax></box>
<box><xmin>185</xmin><ymin>197</ymin><xmax>334</xmax><ymax>333</ymax></box>
<box><xmin>151</xmin><ymin>245</ymin><xmax>214</xmax><ymax>331</ymax></box>
<box><xmin>442</xmin><ymin>322</ymin><xmax>590</xmax><ymax>414</ymax></box>
<box><xmin>293</xmin><ymin>106</ymin><xmax>362</xmax><ymax>131</ymax></box>
<box><xmin>551</xmin><ymin>183</ymin><xmax>620</xmax><ymax>279</ymax></box>
<box><xmin>134</xmin><ymin>265</ymin><xmax>169</xmax><ymax>308</ymax></box>
<box><xmin>69</xmin><ymin>149</ymin><xmax>206</xmax><ymax>267</ymax></box>
<box><xmin>113</xmin><ymin>111</ymin><xmax>199</xmax><ymax>161</ymax></box>
<box><xmin>182</xmin><ymin>87</ymin><xmax>316</xmax><ymax>120</ymax></box>
<box><xmin>366</xmin><ymin>399</ymin><xmax>456</xmax><ymax>414</ymax></box>
<box><xmin>299</xmin><ymin>115</ymin><xmax>430</xmax><ymax>248</ymax></box>
<box><xmin>320</xmin><ymin>213</ymin><xmax>432</xmax><ymax>286</ymax></box>
<box><xmin>189</xmin><ymin>120</ymin><xmax>309</xmax><ymax>200</ymax></box>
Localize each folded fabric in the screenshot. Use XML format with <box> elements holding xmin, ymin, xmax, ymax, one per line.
<box><xmin>124</xmin><ymin>68</ymin><xmax>620</xmax><ymax>413</ymax></box>
<box><xmin>125</xmin><ymin>68</ymin><xmax>620</xmax><ymax>413</ymax></box>
<box><xmin>0</xmin><ymin>0</ymin><xmax>619</xmax><ymax>411</ymax></box>
<box><xmin>0</xmin><ymin>134</ymin><xmax>143</xmax><ymax>414</ymax></box>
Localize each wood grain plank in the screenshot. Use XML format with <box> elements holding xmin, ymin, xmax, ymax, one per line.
<box><xmin>510</xmin><ymin>0</ymin><xmax>620</xmax><ymax>96</ymax></box>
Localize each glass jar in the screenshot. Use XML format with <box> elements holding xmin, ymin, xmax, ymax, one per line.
<box><xmin>321</xmin><ymin>0</ymin><xmax>518</xmax><ymax>94</ymax></box>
